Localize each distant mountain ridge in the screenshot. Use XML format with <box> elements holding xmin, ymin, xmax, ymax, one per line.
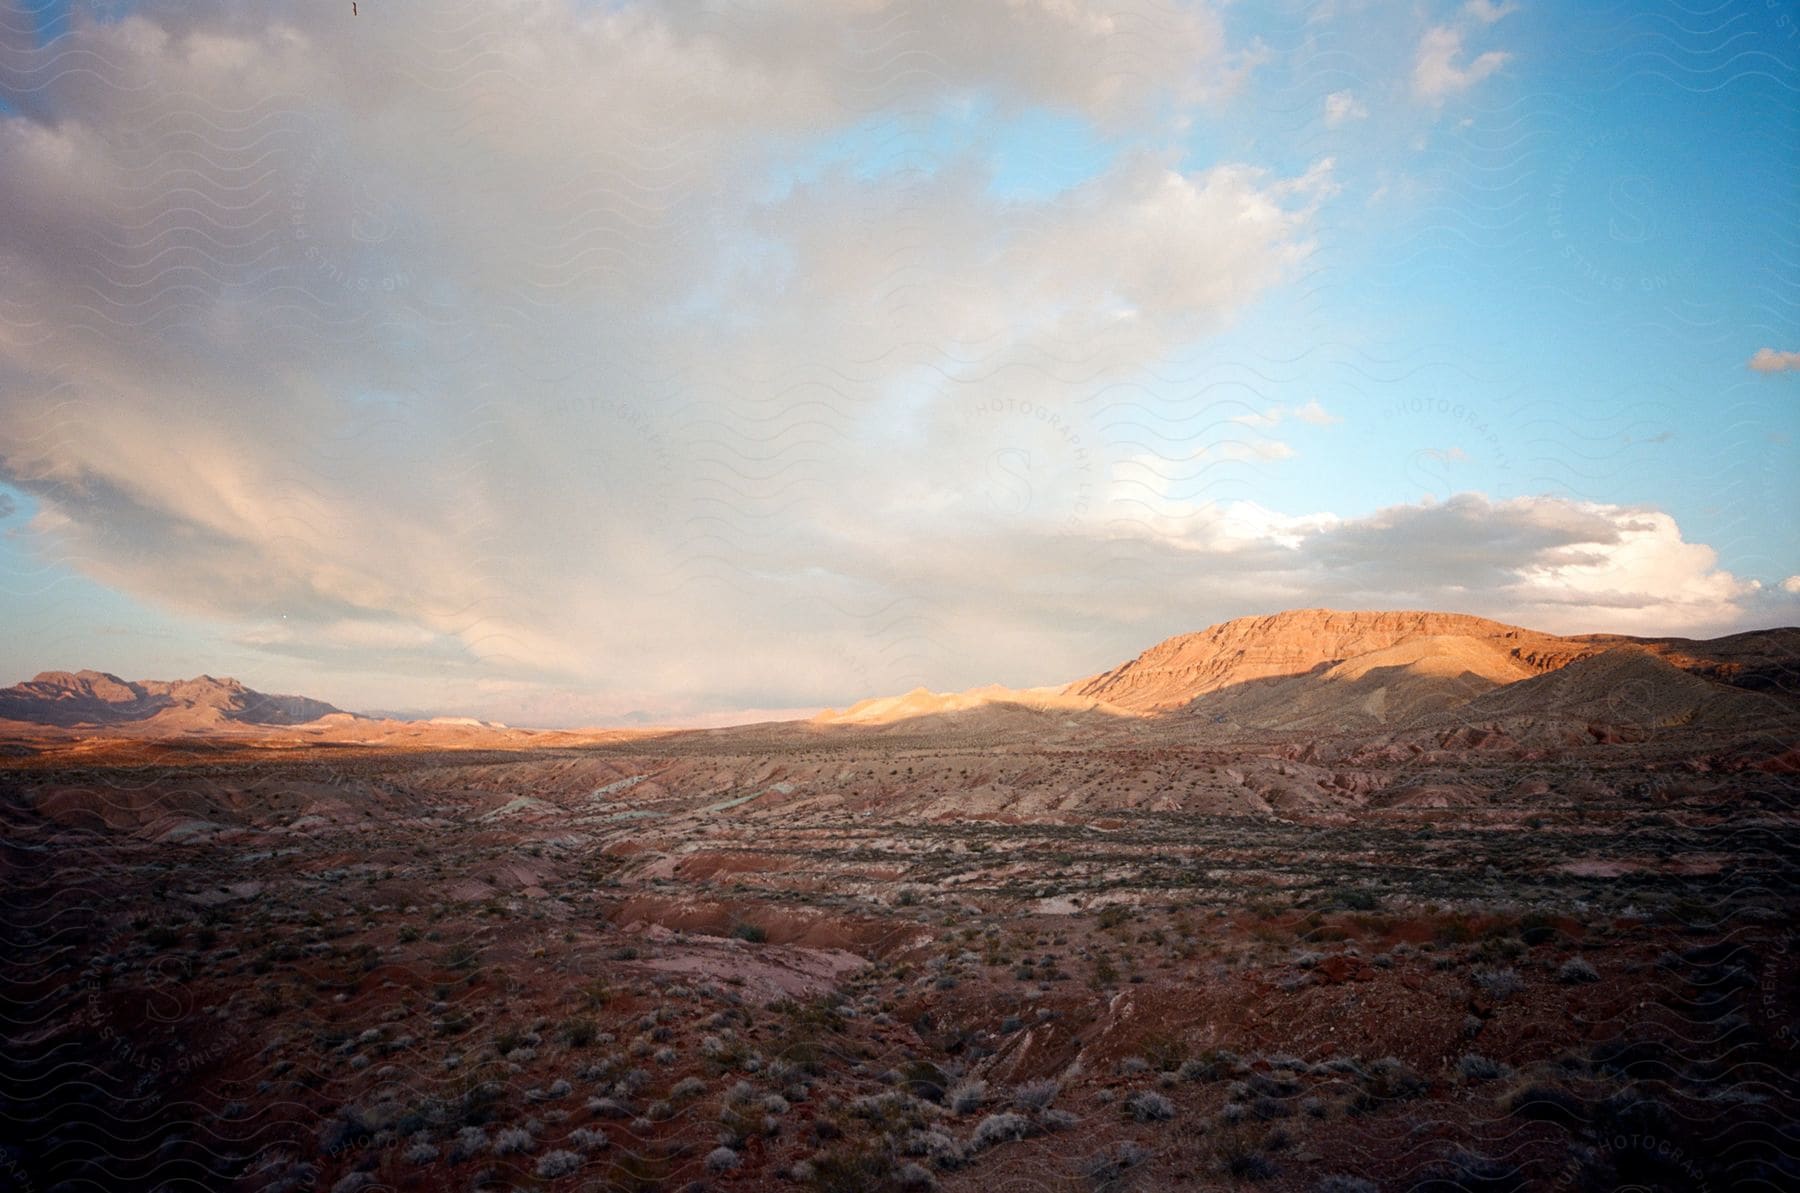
<box><xmin>1062</xmin><ymin>609</ymin><xmax>1586</xmax><ymax>713</ymax></box>
<box><xmin>9</xmin><ymin>610</ymin><xmax>1799</xmax><ymax>742</ymax></box>
<box><xmin>0</xmin><ymin>670</ymin><xmax>345</xmax><ymax>730</ymax></box>
<box><xmin>815</xmin><ymin>609</ymin><xmax>1800</xmax><ymax>736</ymax></box>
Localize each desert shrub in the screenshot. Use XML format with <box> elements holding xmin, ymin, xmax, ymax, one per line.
<box><xmin>1472</xmin><ymin>967</ymin><xmax>1525</xmax><ymax>1002</ymax></box>
<box><xmin>706</xmin><ymin>1145</ymin><xmax>741</xmax><ymax>1173</ymax></box>
<box><xmin>1247</xmin><ymin>1071</ymin><xmax>1297</xmax><ymax>1097</ymax></box>
<box><xmin>1478</xmin><ymin>935</ymin><xmax>1526</xmax><ymax>962</ymax></box>
<box><xmin>492</xmin><ymin>1127</ymin><xmax>533</xmax><ymax>1155</ymax></box>
<box><xmin>535</xmin><ymin>1149</ymin><xmax>581</xmax><ymax>1178</ymax></box>
<box><xmin>1179</xmin><ymin>1052</ymin><xmax>1230</xmax><ymax>1082</ymax></box>
<box><xmin>969</xmin><ymin>1112</ymin><xmax>1030</xmax><ymax>1149</ymax></box>
<box><xmin>1125</xmin><ymin>1090</ymin><xmax>1176</xmax><ymax>1122</ymax></box>
<box><xmin>732</xmin><ymin>923</ymin><xmax>767</xmax><ymax>943</ymax></box>
<box><xmin>1012</xmin><ymin>1079</ymin><xmax>1060</xmax><ymax>1112</ymax></box>
<box><xmin>805</xmin><ymin>1144</ymin><xmax>893</xmax><ymax>1191</ymax></box>
<box><xmin>1558</xmin><ymin>957</ymin><xmax>1599</xmax><ymax>984</ymax></box>
<box><xmin>946</xmin><ymin>1079</ymin><xmax>987</xmax><ymax>1115</ymax></box>
<box><xmin>1251</xmin><ymin>1095</ymin><xmax>1291</xmax><ymax>1120</ymax></box>
<box><xmin>567</xmin><ymin>1127</ymin><xmax>608</xmax><ymax>1152</ymax></box>
<box><xmin>1042</xmin><ymin>1108</ymin><xmax>1078</xmax><ymax>1131</ymax></box>
<box><xmin>901</xmin><ymin>1127</ymin><xmax>963</xmax><ymax>1166</ymax></box>
<box><xmin>450</xmin><ymin>1126</ymin><xmax>489</xmax><ymax>1161</ymax></box>
<box><xmin>1083</xmin><ymin>1140</ymin><xmax>1149</xmax><ymax>1185</ymax></box>
<box><xmin>403</xmin><ymin>1141</ymin><xmax>437</xmax><ymax>1164</ymax></box>
<box><xmin>1350</xmin><ymin>1058</ymin><xmax>1427</xmax><ymax>1112</ymax></box>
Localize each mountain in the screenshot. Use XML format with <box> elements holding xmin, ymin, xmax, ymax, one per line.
<box><xmin>0</xmin><ymin>670</ymin><xmax>345</xmax><ymax>731</ymax></box>
<box><xmin>1060</xmin><ymin>609</ymin><xmax>1580</xmax><ymax>714</ymax></box>
<box><xmin>807</xmin><ymin>609</ymin><xmax>1798</xmax><ymax>740</ymax></box>
<box><xmin>9</xmin><ymin>611</ymin><xmax>1796</xmax><ymax>746</ymax></box>
<box><xmin>1436</xmin><ymin>645</ymin><xmax>1796</xmax><ymax>733</ymax></box>
<box><xmin>1177</xmin><ymin>632</ymin><xmax>1540</xmax><ymax>733</ymax></box>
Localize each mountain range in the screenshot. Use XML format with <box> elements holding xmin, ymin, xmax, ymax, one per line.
<box><xmin>812</xmin><ymin>608</ymin><xmax>1800</xmax><ymax>738</ymax></box>
<box><xmin>0</xmin><ymin>670</ymin><xmax>345</xmax><ymax>731</ymax></box>
<box><xmin>5</xmin><ymin>609</ymin><xmax>1797</xmax><ymax>744</ymax></box>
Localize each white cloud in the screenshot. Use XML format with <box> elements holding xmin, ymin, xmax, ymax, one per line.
<box><xmin>1749</xmin><ymin>348</ymin><xmax>1800</xmax><ymax>373</ymax></box>
<box><xmin>1294</xmin><ymin>399</ymin><xmax>1341</xmax><ymax>426</ymax></box>
<box><xmin>1413</xmin><ymin>25</ymin><xmax>1510</xmax><ymax>105</ymax></box>
<box><xmin>1324</xmin><ymin>90</ymin><xmax>1367</xmax><ymax>126</ymax></box>
<box><xmin>1089</xmin><ymin>491</ymin><xmax>1773</xmax><ymax>634</ymax></box>
<box><xmin>1464</xmin><ymin>0</ymin><xmax>1519</xmax><ymax>25</ymax></box>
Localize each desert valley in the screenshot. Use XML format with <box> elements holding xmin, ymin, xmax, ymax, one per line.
<box><xmin>2</xmin><ymin>609</ymin><xmax>1796</xmax><ymax>1192</ymax></box>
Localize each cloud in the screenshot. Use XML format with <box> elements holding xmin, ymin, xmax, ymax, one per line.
<box><xmin>1294</xmin><ymin>399</ymin><xmax>1341</xmax><ymax>426</ymax></box>
<box><xmin>1413</xmin><ymin>25</ymin><xmax>1510</xmax><ymax>105</ymax></box>
<box><xmin>1096</xmin><ymin>492</ymin><xmax>1775</xmax><ymax>637</ymax></box>
<box><xmin>1749</xmin><ymin>348</ymin><xmax>1800</xmax><ymax>373</ymax></box>
<box><xmin>0</xmin><ymin>3</ymin><xmax>1782</xmax><ymax>724</ymax></box>
<box><xmin>0</xmin><ymin>0</ymin><xmax>1331</xmax><ymax>716</ymax></box>
<box><xmin>1324</xmin><ymin>90</ymin><xmax>1367</xmax><ymax>126</ymax></box>
<box><xmin>1463</xmin><ymin>0</ymin><xmax>1519</xmax><ymax>25</ymax></box>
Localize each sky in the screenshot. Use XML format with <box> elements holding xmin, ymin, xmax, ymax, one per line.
<box><xmin>0</xmin><ymin>0</ymin><xmax>1796</xmax><ymax>726</ymax></box>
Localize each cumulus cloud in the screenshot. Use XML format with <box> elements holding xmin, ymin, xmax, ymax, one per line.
<box><xmin>1294</xmin><ymin>399</ymin><xmax>1340</xmax><ymax>426</ymax></box>
<box><xmin>1413</xmin><ymin>25</ymin><xmax>1510</xmax><ymax>104</ymax></box>
<box><xmin>1084</xmin><ymin>493</ymin><xmax>1779</xmax><ymax>639</ymax></box>
<box><xmin>1749</xmin><ymin>348</ymin><xmax>1800</xmax><ymax>373</ymax></box>
<box><xmin>1463</xmin><ymin>0</ymin><xmax>1519</xmax><ymax>25</ymax></box>
<box><xmin>1324</xmin><ymin>90</ymin><xmax>1367</xmax><ymax>126</ymax></box>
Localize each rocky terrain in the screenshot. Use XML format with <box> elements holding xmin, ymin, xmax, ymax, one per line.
<box><xmin>1</xmin><ymin>610</ymin><xmax>1796</xmax><ymax>1191</ymax></box>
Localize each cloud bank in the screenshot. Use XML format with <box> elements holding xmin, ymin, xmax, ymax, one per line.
<box><xmin>0</xmin><ymin>1</ymin><xmax>1786</xmax><ymax>722</ymax></box>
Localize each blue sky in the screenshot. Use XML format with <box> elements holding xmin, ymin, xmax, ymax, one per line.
<box><xmin>0</xmin><ymin>0</ymin><xmax>1795</xmax><ymax>723</ymax></box>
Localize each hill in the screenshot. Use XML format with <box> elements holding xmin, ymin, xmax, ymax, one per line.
<box><xmin>0</xmin><ymin>670</ymin><xmax>345</xmax><ymax>732</ymax></box>
<box><xmin>1061</xmin><ymin>609</ymin><xmax>1579</xmax><ymax>714</ymax></box>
